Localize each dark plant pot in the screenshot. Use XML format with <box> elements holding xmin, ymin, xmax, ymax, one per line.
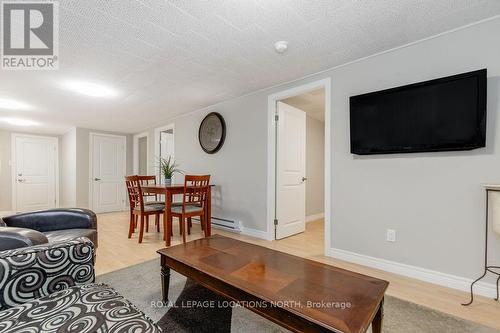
<box><xmin>164</xmin><ymin>178</ymin><xmax>172</xmax><ymax>186</ymax></box>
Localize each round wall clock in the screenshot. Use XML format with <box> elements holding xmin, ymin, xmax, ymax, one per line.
<box><xmin>199</xmin><ymin>112</ymin><xmax>226</xmax><ymax>154</ymax></box>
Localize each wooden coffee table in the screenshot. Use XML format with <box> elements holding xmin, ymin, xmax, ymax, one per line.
<box><xmin>157</xmin><ymin>235</ymin><xmax>388</xmax><ymax>333</ymax></box>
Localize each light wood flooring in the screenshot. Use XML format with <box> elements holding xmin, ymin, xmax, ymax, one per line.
<box><xmin>96</xmin><ymin>212</ymin><xmax>500</xmax><ymax>331</ymax></box>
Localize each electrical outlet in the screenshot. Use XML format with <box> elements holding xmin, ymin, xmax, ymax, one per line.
<box><xmin>386</xmin><ymin>229</ymin><xmax>396</xmax><ymax>242</ymax></box>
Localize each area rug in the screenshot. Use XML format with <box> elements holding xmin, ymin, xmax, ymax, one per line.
<box><xmin>97</xmin><ymin>259</ymin><xmax>498</xmax><ymax>333</ymax></box>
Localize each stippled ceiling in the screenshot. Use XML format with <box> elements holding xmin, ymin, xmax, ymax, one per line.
<box><xmin>1</xmin><ymin>0</ymin><xmax>499</xmax><ymax>134</ymax></box>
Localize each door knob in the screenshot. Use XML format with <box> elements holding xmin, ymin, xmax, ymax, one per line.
<box><xmin>302</xmin><ymin>177</ymin><xmax>307</xmax><ymax>182</ymax></box>
<box><xmin>94</xmin><ymin>178</ymin><xmax>101</xmax><ymax>181</ymax></box>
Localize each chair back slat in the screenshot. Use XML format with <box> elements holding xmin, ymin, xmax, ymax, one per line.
<box><xmin>125</xmin><ymin>175</ymin><xmax>145</xmax><ymax>211</ymax></box>
<box><xmin>182</xmin><ymin>175</ymin><xmax>210</xmax><ymax>211</ymax></box>
<box><xmin>137</xmin><ymin>175</ymin><xmax>158</xmax><ymax>200</ymax></box>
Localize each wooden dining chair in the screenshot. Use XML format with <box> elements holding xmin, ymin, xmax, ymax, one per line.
<box><xmin>126</xmin><ymin>175</ymin><xmax>157</xmax><ymax>234</ymax></box>
<box><xmin>137</xmin><ymin>175</ymin><xmax>164</xmax><ymax>206</ymax></box>
<box><xmin>125</xmin><ymin>175</ymin><xmax>164</xmax><ymax>243</ymax></box>
<box><xmin>170</xmin><ymin>175</ymin><xmax>210</xmax><ymax>243</ymax></box>
<box><xmin>137</xmin><ymin>175</ymin><xmax>186</xmax><ymax>236</ymax></box>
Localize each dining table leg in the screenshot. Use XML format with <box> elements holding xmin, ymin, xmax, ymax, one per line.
<box><xmin>164</xmin><ymin>190</ymin><xmax>172</xmax><ymax>246</ymax></box>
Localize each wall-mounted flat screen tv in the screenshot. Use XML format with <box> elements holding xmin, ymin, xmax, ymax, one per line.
<box><xmin>350</xmin><ymin>69</ymin><xmax>487</xmax><ymax>155</ymax></box>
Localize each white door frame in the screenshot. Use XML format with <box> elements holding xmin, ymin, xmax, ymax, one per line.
<box><xmin>88</xmin><ymin>132</ymin><xmax>127</xmax><ymax>212</ymax></box>
<box><xmin>154</xmin><ymin>123</ymin><xmax>175</xmax><ymax>182</ymax></box>
<box><xmin>266</xmin><ymin>77</ymin><xmax>332</xmax><ymax>254</ymax></box>
<box><xmin>133</xmin><ymin>131</ymin><xmax>149</xmax><ymax>174</ymax></box>
<box><xmin>11</xmin><ymin>133</ymin><xmax>60</xmax><ymax>212</ymax></box>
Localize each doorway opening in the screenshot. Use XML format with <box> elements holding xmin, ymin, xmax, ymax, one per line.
<box><xmin>133</xmin><ymin>132</ymin><xmax>149</xmax><ymax>175</ymax></box>
<box><xmin>267</xmin><ymin>78</ymin><xmax>331</xmax><ymax>256</ymax></box>
<box><xmin>154</xmin><ymin>124</ymin><xmax>174</xmax><ymax>183</ymax></box>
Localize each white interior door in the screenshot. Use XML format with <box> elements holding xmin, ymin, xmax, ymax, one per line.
<box><xmin>276</xmin><ymin>102</ymin><xmax>306</xmax><ymax>239</ymax></box>
<box><xmin>14</xmin><ymin>135</ymin><xmax>58</xmax><ymax>213</ymax></box>
<box><xmin>91</xmin><ymin>134</ymin><xmax>126</xmax><ymax>213</ymax></box>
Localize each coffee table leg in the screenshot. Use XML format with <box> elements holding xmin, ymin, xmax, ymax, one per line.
<box><xmin>372</xmin><ymin>298</ymin><xmax>384</xmax><ymax>333</ymax></box>
<box><xmin>161</xmin><ymin>266</ymin><xmax>171</xmax><ymax>303</ymax></box>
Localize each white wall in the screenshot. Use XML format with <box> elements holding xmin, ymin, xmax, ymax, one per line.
<box><xmin>61</xmin><ymin>128</ymin><xmax>77</xmax><ymax>207</ymax></box>
<box><xmin>138</xmin><ymin>136</ymin><xmax>148</xmax><ymax>175</ymax></box>
<box><xmin>305</xmin><ymin>116</ymin><xmax>325</xmax><ymax>217</ymax></box>
<box><xmin>138</xmin><ymin>18</ymin><xmax>500</xmax><ymax>288</ymax></box>
<box><xmin>145</xmin><ymin>96</ymin><xmax>268</xmax><ymax>230</ymax></box>
<box><xmin>0</xmin><ymin>130</ymin><xmax>12</xmax><ymax>211</ymax></box>
<box><xmin>329</xmin><ymin>19</ymin><xmax>500</xmax><ymax>282</ymax></box>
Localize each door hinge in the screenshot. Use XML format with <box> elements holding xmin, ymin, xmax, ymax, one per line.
<box><xmin>275</xmin><ymin>114</ymin><xmax>279</xmax><ymax>121</ymax></box>
<box><xmin>274</xmin><ymin>218</ymin><xmax>278</xmax><ymax>226</ymax></box>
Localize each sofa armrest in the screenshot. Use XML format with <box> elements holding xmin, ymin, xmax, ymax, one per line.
<box><xmin>0</xmin><ymin>227</ymin><xmax>48</xmax><ymax>251</ymax></box>
<box><xmin>1</xmin><ymin>208</ymin><xmax>97</xmax><ymax>232</ymax></box>
<box><xmin>0</xmin><ymin>237</ymin><xmax>95</xmax><ymax>310</ymax></box>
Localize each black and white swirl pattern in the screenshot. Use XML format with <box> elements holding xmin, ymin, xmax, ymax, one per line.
<box><xmin>0</xmin><ymin>283</ymin><xmax>161</xmax><ymax>333</ymax></box>
<box><xmin>0</xmin><ymin>237</ymin><xmax>95</xmax><ymax>310</ymax></box>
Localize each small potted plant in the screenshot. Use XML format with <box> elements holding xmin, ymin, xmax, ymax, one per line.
<box><xmin>158</xmin><ymin>156</ymin><xmax>181</xmax><ymax>186</ymax></box>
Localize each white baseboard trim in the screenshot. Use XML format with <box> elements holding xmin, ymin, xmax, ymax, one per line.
<box><xmin>328</xmin><ymin>247</ymin><xmax>497</xmax><ymax>299</ymax></box>
<box><xmin>306</xmin><ymin>212</ymin><xmax>324</xmax><ymax>223</ymax></box>
<box><xmin>190</xmin><ymin>217</ymin><xmax>240</xmax><ymax>233</ymax></box>
<box><xmin>240</xmin><ymin>226</ymin><xmax>272</xmax><ymax>240</ymax></box>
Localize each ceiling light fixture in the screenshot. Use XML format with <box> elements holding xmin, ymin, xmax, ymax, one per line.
<box><xmin>63</xmin><ymin>80</ymin><xmax>119</xmax><ymax>98</ymax></box>
<box><xmin>2</xmin><ymin>117</ymin><xmax>39</xmax><ymax>127</ymax></box>
<box><xmin>274</xmin><ymin>40</ymin><xmax>289</xmax><ymax>54</ymax></box>
<box><xmin>0</xmin><ymin>98</ymin><xmax>31</xmax><ymax>110</ymax></box>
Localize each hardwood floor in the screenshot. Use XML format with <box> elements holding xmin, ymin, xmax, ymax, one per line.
<box><xmin>96</xmin><ymin>212</ymin><xmax>500</xmax><ymax>330</ymax></box>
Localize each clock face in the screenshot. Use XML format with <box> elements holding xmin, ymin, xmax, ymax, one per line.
<box><xmin>199</xmin><ymin>112</ymin><xmax>226</xmax><ymax>154</ymax></box>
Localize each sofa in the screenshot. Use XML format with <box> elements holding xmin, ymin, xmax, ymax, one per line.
<box><xmin>0</xmin><ymin>208</ymin><xmax>98</xmax><ymax>251</ymax></box>
<box><xmin>0</xmin><ymin>210</ymin><xmax>161</xmax><ymax>332</ymax></box>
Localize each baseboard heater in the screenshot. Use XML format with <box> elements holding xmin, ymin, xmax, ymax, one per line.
<box><xmin>191</xmin><ymin>216</ymin><xmax>241</xmax><ymax>233</ymax></box>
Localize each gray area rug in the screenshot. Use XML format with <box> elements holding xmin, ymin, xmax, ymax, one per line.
<box><xmin>97</xmin><ymin>259</ymin><xmax>498</xmax><ymax>333</ymax></box>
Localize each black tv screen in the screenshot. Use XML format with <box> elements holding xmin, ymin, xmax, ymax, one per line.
<box><xmin>350</xmin><ymin>69</ymin><xmax>487</xmax><ymax>155</ymax></box>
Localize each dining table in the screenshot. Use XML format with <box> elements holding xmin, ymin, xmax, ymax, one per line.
<box><xmin>140</xmin><ymin>184</ymin><xmax>212</xmax><ymax>246</ymax></box>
